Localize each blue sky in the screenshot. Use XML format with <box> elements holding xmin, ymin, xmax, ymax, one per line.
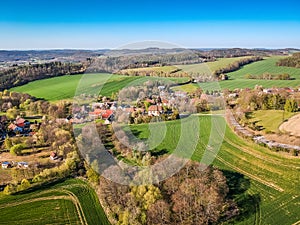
<box><xmin>1</xmin><ymin>0</ymin><xmax>300</xmax><ymax>49</ymax></box>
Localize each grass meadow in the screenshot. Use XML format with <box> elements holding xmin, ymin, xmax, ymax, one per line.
<box><xmin>10</xmin><ymin>73</ymin><xmax>189</xmax><ymax>101</ymax></box>
<box><xmin>175</xmin><ymin>56</ymin><xmax>300</xmax><ymax>91</ymax></box>
<box><xmin>129</xmin><ymin>115</ymin><xmax>300</xmax><ymax>225</ymax></box>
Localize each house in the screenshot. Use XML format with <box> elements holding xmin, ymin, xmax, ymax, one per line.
<box><xmin>174</xmin><ymin>91</ymin><xmax>187</xmax><ymax>98</ymax></box>
<box><xmin>50</xmin><ymin>152</ymin><xmax>58</xmax><ymax>160</ymax></box>
<box><xmin>101</xmin><ymin>110</ymin><xmax>113</xmax><ymax>119</ymax></box>
<box><xmin>162</xmin><ymin>99</ymin><xmax>169</xmax><ymax>107</ymax></box>
<box><xmin>158</xmin><ymin>86</ymin><xmax>165</xmax><ymax>91</ymax></box>
<box><xmin>15</xmin><ymin>117</ymin><xmax>25</xmax><ymax>127</ymax></box>
<box><xmin>263</xmin><ymin>88</ymin><xmax>272</xmax><ymax>94</ymax></box>
<box><xmin>1</xmin><ymin>161</ymin><xmax>12</xmax><ymax>169</ymax></box>
<box><xmin>220</xmin><ymin>74</ymin><xmax>229</xmax><ymax>80</ymax></box>
<box><xmin>8</xmin><ymin>123</ymin><xmax>23</xmax><ymax>133</ymax></box>
<box><xmin>89</xmin><ymin>109</ymin><xmax>114</xmax><ymax>119</ymax></box>
<box><xmin>104</xmin><ymin>119</ymin><xmax>111</xmax><ymax>125</ymax></box>
<box><xmin>146</xmin><ymin>98</ymin><xmax>155</xmax><ymax>104</ymax></box>
<box><xmin>228</xmin><ymin>93</ymin><xmax>238</xmax><ymax>98</ymax></box>
<box><xmin>148</xmin><ymin>105</ymin><xmax>163</xmax><ymax>116</ymax></box>
<box><xmin>17</xmin><ymin>162</ymin><xmax>29</xmax><ymax>169</ymax></box>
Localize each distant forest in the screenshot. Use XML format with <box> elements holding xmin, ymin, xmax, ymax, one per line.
<box><xmin>0</xmin><ymin>48</ymin><xmax>292</xmax><ymax>91</ymax></box>
<box><xmin>0</xmin><ymin>62</ymin><xmax>86</xmax><ymax>91</ymax></box>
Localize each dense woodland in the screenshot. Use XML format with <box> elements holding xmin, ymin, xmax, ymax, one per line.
<box><xmin>277</xmin><ymin>52</ymin><xmax>300</xmax><ymax>68</ymax></box>
<box><xmin>98</xmin><ymin>162</ymin><xmax>238</xmax><ymax>225</ymax></box>
<box><xmin>87</xmin><ymin>52</ymin><xmax>211</xmax><ymax>73</ymax></box>
<box><xmin>0</xmin><ymin>62</ymin><xmax>86</xmax><ymax>91</ymax></box>
<box><xmin>201</xmin><ymin>48</ymin><xmax>288</xmax><ymax>58</ymax></box>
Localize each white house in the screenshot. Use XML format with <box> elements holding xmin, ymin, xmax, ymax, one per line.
<box><xmin>148</xmin><ymin>105</ymin><xmax>163</xmax><ymax>116</ymax></box>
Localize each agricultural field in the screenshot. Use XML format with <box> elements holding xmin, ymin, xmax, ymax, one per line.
<box><xmin>10</xmin><ymin>73</ymin><xmax>189</xmax><ymax>101</ymax></box>
<box><xmin>176</xmin><ymin>56</ymin><xmax>252</xmax><ymax>74</ymax></box>
<box><xmin>11</xmin><ymin>56</ymin><xmax>300</xmax><ymax>99</ymax></box>
<box><xmin>119</xmin><ymin>65</ymin><xmax>181</xmax><ymax>74</ymax></box>
<box><xmin>0</xmin><ymin>179</ymin><xmax>110</xmax><ymax>225</ymax></box>
<box><xmin>129</xmin><ymin>115</ymin><xmax>300</xmax><ymax>225</ymax></box>
<box><xmin>175</xmin><ymin>56</ymin><xmax>300</xmax><ymax>91</ymax></box>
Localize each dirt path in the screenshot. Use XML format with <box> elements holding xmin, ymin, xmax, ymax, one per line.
<box><xmin>279</xmin><ymin>114</ymin><xmax>300</xmax><ymax>137</ymax></box>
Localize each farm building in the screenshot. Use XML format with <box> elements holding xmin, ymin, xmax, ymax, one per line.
<box><xmin>1</xmin><ymin>161</ymin><xmax>12</xmax><ymax>169</ymax></box>
<box><xmin>17</xmin><ymin>162</ymin><xmax>29</xmax><ymax>169</ymax></box>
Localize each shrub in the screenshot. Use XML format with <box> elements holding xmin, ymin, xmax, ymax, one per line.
<box><xmin>10</xmin><ymin>143</ymin><xmax>26</xmax><ymax>156</ymax></box>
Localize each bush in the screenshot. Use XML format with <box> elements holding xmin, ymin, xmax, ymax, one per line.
<box><xmin>10</xmin><ymin>143</ymin><xmax>26</xmax><ymax>156</ymax></box>
<box><xmin>291</xmin><ymin>149</ymin><xmax>298</xmax><ymax>156</ymax></box>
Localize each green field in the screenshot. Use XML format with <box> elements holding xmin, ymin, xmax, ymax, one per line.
<box><xmin>0</xmin><ymin>179</ymin><xmax>110</xmax><ymax>225</ymax></box>
<box><xmin>10</xmin><ymin>73</ymin><xmax>189</xmax><ymax>101</ymax></box>
<box><xmin>11</xmin><ymin>57</ymin><xmax>300</xmax><ymax>99</ymax></box>
<box><xmin>175</xmin><ymin>56</ymin><xmax>300</xmax><ymax>91</ymax></box>
<box><xmin>129</xmin><ymin>116</ymin><xmax>300</xmax><ymax>224</ymax></box>
<box><xmin>177</xmin><ymin>56</ymin><xmax>252</xmax><ymax>74</ymax></box>
<box><xmin>248</xmin><ymin>110</ymin><xmax>297</xmax><ymax>133</ymax></box>
<box><xmin>120</xmin><ymin>65</ymin><xmax>181</xmax><ymax>73</ymax></box>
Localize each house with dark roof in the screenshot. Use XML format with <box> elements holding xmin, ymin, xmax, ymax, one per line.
<box><xmin>1</xmin><ymin>161</ymin><xmax>12</xmax><ymax>169</ymax></box>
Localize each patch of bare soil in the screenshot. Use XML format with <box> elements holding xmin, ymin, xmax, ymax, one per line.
<box><xmin>279</xmin><ymin>114</ymin><xmax>300</xmax><ymax>137</ymax></box>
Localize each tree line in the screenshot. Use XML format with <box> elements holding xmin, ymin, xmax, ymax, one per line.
<box><xmin>235</xmin><ymin>88</ymin><xmax>299</xmax><ymax>112</ymax></box>
<box><xmin>245</xmin><ymin>73</ymin><xmax>292</xmax><ymax>80</ymax></box>
<box><xmin>213</xmin><ymin>56</ymin><xmax>263</xmax><ymax>78</ymax></box>
<box><xmin>277</xmin><ymin>52</ymin><xmax>300</xmax><ymax>68</ymax></box>
<box><xmin>0</xmin><ymin>62</ymin><xmax>86</xmax><ymax>91</ymax></box>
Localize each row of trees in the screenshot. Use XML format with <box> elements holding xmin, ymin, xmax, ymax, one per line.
<box><xmin>245</xmin><ymin>73</ymin><xmax>292</xmax><ymax>80</ymax></box>
<box><xmin>236</xmin><ymin>89</ymin><xmax>299</xmax><ymax>112</ymax></box>
<box><xmin>87</xmin><ymin>52</ymin><xmax>210</xmax><ymax>73</ymax></box>
<box><xmin>0</xmin><ymin>62</ymin><xmax>86</xmax><ymax>91</ymax></box>
<box><xmin>214</xmin><ymin>56</ymin><xmax>263</xmax><ymax>77</ymax></box>
<box><xmin>0</xmin><ymin>90</ymin><xmax>72</xmax><ymax>120</ymax></box>
<box><xmin>117</xmin><ymin>68</ymin><xmax>190</xmax><ymax>78</ymax></box>
<box><xmin>277</xmin><ymin>52</ymin><xmax>300</xmax><ymax>68</ymax></box>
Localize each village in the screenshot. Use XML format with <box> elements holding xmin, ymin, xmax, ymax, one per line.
<box><xmin>1</xmin><ymin>84</ymin><xmax>299</xmax><ymax>157</ymax></box>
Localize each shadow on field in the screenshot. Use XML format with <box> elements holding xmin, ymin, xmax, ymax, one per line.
<box><xmin>12</xmin><ymin>178</ymin><xmax>68</xmax><ymax>195</ymax></box>
<box><xmin>150</xmin><ymin>148</ymin><xmax>169</xmax><ymax>157</ymax></box>
<box><xmin>222</xmin><ymin>170</ymin><xmax>261</xmax><ymax>223</ymax></box>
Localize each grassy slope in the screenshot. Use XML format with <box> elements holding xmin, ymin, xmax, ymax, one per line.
<box><xmin>129</xmin><ymin>116</ymin><xmax>300</xmax><ymax>225</ymax></box>
<box><xmin>10</xmin><ymin>73</ymin><xmax>189</xmax><ymax>101</ymax></box>
<box><xmin>120</xmin><ymin>65</ymin><xmax>180</xmax><ymax>73</ymax></box>
<box><xmin>0</xmin><ymin>179</ymin><xmax>110</xmax><ymax>225</ymax></box>
<box><xmin>176</xmin><ymin>56</ymin><xmax>252</xmax><ymax>74</ymax></box>
<box><xmin>248</xmin><ymin>110</ymin><xmax>297</xmax><ymax>133</ymax></box>
<box><xmin>175</xmin><ymin>56</ymin><xmax>300</xmax><ymax>91</ymax></box>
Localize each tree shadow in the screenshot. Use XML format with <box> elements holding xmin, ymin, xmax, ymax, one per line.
<box><xmin>12</xmin><ymin>178</ymin><xmax>68</xmax><ymax>195</ymax></box>
<box><xmin>222</xmin><ymin>170</ymin><xmax>261</xmax><ymax>223</ymax></box>
<box><xmin>150</xmin><ymin>148</ymin><xmax>169</xmax><ymax>157</ymax></box>
<box><xmin>245</xmin><ymin>112</ymin><xmax>254</xmax><ymax>119</ymax></box>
